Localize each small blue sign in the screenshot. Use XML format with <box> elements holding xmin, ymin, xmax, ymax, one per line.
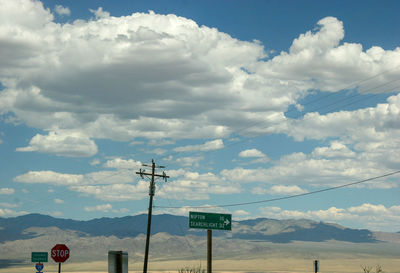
<box><xmin>35</xmin><ymin>263</ymin><xmax>44</xmax><ymax>272</ymax></box>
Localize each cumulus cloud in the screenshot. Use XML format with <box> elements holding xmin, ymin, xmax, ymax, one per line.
<box><xmin>1</xmin><ymin>0</ymin><xmax>398</xmax><ymax>158</ymax></box>
<box><xmin>312</xmin><ymin>141</ymin><xmax>356</xmax><ymax>158</ymax></box>
<box><xmin>159</xmin><ymin>170</ymin><xmax>242</xmax><ymax>200</ymax></box>
<box><xmin>13</xmin><ymin>164</ymin><xmax>241</xmax><ymax>202</ymax></box>
<box><xmin>0</xmin><ymin>208</ymin><xmax>27</xmax><ymax>217</ymax></box>
<box><xmin>173</xmin><ymin>155</ymin><xmax>204</xmax><ymax>167</ymax></box>
<box><xmin>16</xmin><ymin>131</ymin><xmax>98</xmax><ymax>157</ymax></box>
<box><xmin>174</xmin><ymin>139</ymin><xmax>224</xmax><ymax>152</ymax></box>
<box><xmin>260</xmin><ymin>17</ymin><xmax>400</xmax><ymax>93</ymax></box>
<box><xmin>73</xmin><ymin>182</ymin><xmax>149</xmax><ymax>201</ymax></box>
<box><xmin>259</xmin><ymin>203</ymin><xmax>400</xmax><ymax>232</ymax></box>
<box><xmin>3</xmin><ymin>1</ymin><xmax>400</xmax><ymax>215</ymax></box>
<box><xmin>0</xmin><ymin>188</ymin><xmax>15</xmax><ymax>195</ymax></box>
<box><xmin>84</xmin><ymin>203</ymin><xmax>112</xmax><ymax>212</ymax></box>
<box><xmin>14</xmin><ymin>169</ymin><xmax>133</xmax><ymax>186</ymax></box>
<box><xmin>14</xmin><ymin>171</ymin><xmax>84</xmax><ymax>186</ymax></box>
<box><xmin>252</xmin><ymin>185</ymin><xmax>308</xmax><ymax>195</ymax></box>
<box><xmin>54</xmin><ymin>5</ymin><xmax>70</xmax><ymax>16</ymax></box>
<box><xmin>103</xmin><ymin>158</ymin><xmax>142</xmax><ymax>169</ymax></box>
<box><xmin>221</xmin><ymin>94</ymin><xmax>400</xmax><ymax>187</ymax></box>
<box><xmin>238</xmin><ymin>148</ymin><xmax>270</xmax><ymax>164</ymax></box>
<box><xmin>239</xmin><ymin>149</ymin><xmax>266</xmax><ymax>158</ymax></box>
<box><xmin>54</xmin><ymin>198</ymin><xmax>64</xmax><ymax>204</ymax></box>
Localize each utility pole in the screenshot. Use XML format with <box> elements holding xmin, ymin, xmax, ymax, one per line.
<box><xmin>136</xmin><ymin>159</ymin><xmax>169</xmax><ymax>273</ymax></box>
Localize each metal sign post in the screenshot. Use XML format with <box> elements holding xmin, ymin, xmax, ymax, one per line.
<box><xmin>207</xmin><ymin>230</ymin><xmax>212</xmax><ymax>273</ymax></box>
<box><xmin>314</xmin><ymin>260</ymin><xmax>319</xmax><ymax>273</ymax></box>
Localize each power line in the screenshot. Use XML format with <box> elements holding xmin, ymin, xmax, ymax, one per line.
<box><xmin>13</xmin><ymin>67</ymin><xmax>400</xmax><ymax>218</ymax></box>
<box><xmin>148</xmin><ymin>68</ymin><xmax>400</xmax><ymax>165</ymax></box>
<box><xmin>154</xmin><ymin>170</ymin><xmax>400</xmax><ymax>209</ymax></box>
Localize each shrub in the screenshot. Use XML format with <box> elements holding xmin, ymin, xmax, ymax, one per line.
<box><xmin>361</xmin><ymin>265</ymin><xmax>384</xmax><ymax>273</ymax></box>
<box><xmin>178</xmin><ymin>265</ymin><xmax>205</xmax><ymax>273</ymax></box>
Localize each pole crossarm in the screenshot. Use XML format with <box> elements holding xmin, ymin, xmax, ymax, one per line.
<box><xmin>136</xmin><ymin>169</ymin><xmax>169</xmax><ymax>180</ymax></box>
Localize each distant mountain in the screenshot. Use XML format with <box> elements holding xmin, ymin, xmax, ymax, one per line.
<box><xmin>0</xmin><ymin>213</ymin><xmax>377</xmax><ymax>244</ymax></box>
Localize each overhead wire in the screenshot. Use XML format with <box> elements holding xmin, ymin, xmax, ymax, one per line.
<box><xmin>138</xmin><ymin>66</ymin><xmax>400</xmax><ymax>165</ymax></box>
<box><xmin>154</xmin><ymin>170</ymin><xmax>400</xmax><ymax>209</ymax></box>
<box><xmin>13</xmin><ymin>66</ymin><xmax>400</xmax><ymax>217</ymax></box>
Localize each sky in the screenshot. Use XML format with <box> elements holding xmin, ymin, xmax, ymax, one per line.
<box><xmin>0</xmin><ymin>0</ymin><xmax>399</xmax><ymax>232</ymax></box>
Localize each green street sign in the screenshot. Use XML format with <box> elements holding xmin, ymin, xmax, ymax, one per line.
<box><xmin>31</xmin><ymin>252</ymin><xmax>48</xmax><ymax>263</ymax></box>
<box><xmin>189</xmin><ymin>211</ymin><xmax>232</xmax><ymax>231</ymax></box>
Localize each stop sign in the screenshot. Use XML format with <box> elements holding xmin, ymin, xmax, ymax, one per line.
<box><xmin>51</xmin><ymin>244</ymin><xmax>70</xmax><ymax>263</ymax></box>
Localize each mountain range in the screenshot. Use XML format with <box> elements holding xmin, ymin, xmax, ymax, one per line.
<box><xmin>1</xmin><ymin>214</ymin><xmax>400</xmax><ymax>271</ymax></box>
<box><xmin>0</xmin><ymin>213</ymin><xmax>377</xmax><ymax>244</ymax></box>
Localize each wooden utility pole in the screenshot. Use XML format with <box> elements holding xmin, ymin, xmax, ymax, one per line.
<box><xmin>136</xmin><ymin>160</ymin><xmax>169</xmax><ymax>273</ymax></box>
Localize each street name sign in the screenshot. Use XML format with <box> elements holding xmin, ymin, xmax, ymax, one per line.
<box><xmin>189</xmin><ymin>211</ymin><xmax>231</xmax><ymax>231</ymax></box>
<box><xmin>31</xmin><ymin>252</ymin><xmax>48</xmax><ymax>263</ymax></box>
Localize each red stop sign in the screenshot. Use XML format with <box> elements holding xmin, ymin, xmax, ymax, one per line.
<box><xmin>51</xmin><ymin>244</ymin><xmax>70</xmax><ymax>263</ymax></box>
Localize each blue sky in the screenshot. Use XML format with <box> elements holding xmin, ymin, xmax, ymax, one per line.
<box><xmin>0</xmin><ymin>0</ymin><xmax>399</xmax><ymax>232</ymax></box>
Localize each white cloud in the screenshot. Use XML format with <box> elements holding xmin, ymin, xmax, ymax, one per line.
<box><xmin>0</xmin><ymin>208</ymin><xmax>27</xmax><ymax>217</ymax></box>
<box><xmin>103</xmin><ymin>158</ymin><xmax>142</xmax><ymax>169</ymax></box>
<box><xmin>174</xmin><ymin>139</ymin><xmax>224</xmax><ymax>152</ymax></box>
<box><xmin>89</xmin><ymin>7</ymin><xmax>110</xmax><ymax>19</ymax></box>
<box><xmin>0</xmin><ymin>1</ymin><xmax>398</xmax><ymax>150</ymax></box>
<box><xmin>16</xmin><ymin>131</ymin><xmax>98</xmax><ymax>157</ymax></box>
<box><xmin>347</xmin><ymin>203</ymin><xmax>387</xmax><ymax>214</ymax></box>
<box><xmin>0</xmin><ymin>188</ymin><xmax>14</xmax><ymax>195</ymax></box>
<box><xmin>54</xmin><ymin>198</ymin><xmax>64</xmax><ymax>204</ymax></box>
<box><xmin>113</xmin><ymin>208</ymin><xmax>129</xmax><ymax>214</ymax></box>
<box><xmin>74</xmin><ymin>182</ymin><xmax>149</xmax><ymax>201</ymax></box>
<box><xmin>148</xmin><ymin>139</ymin><xmax>175</xmax><ymax>146</ymax></box>
<box><xmin>155</xmin><ymin>205</ymin><xmax>231</xmax><ymax>217</ymax></box>
<box><xmin>234</xmin><ymin>209</ymin><xmax>250</xmax><ymax>216</ymax></box>
<box><xmin>251</xmin><ymin>185</ymin><xmax>308</xmax><ymax>195</ymax></box>
<box><xmin>261</xmin><ymin>17</ymin><xmax>400</xmax><ymax>93</ymax></box>
<box><xmin>0</xmin><ymin>202</ymin><xmax>19</xmax><ymax>208</ymax></box>
<box><xmin>158</xmin><ymin>170</ymin><xmax>241</xmax><ymax>200</ymax></box>
<box><xmin>221</xmin><ymin>97</ymin><xmax>400</xmax><ymax>187</ymax></box>
<box><xmin>174</xmin><ymin>155</ymin><xmax>204</xmax><ymax>167</ymax></box>
<box><xmin>239</xmin><ymin>149</ymin><xmax>266</xmax><ymax>158</ymax></box>
<box><xmin>10</xmin><ymin>160</ymin><xmax>246</xmax><ymax>202</ymax></box>
<box><xmin>14</xmin><ymin>171</ymin><xmax>84</xmax><ymax>186</ymax></box>
<box><xmin>259</xmin><ymin>203</ymin><xmax>400</xmax><ymax>232</ymax></box>
<box><xmin>54</xmin><ymin>5</ymin><xmax>70</xmax><ymax>16</ymax></box>
<box><xmin>238</xmin><ymin>148</ymin><xmax>270</xmax><ymax>164</ymax></box>
<box><xmin>84</xmin><ymin>203</ymin><xmax>112</xmax><ymax>212</ymax></box>
<box><xmin>312</xmin><ymin>141</ymin><xmax>356</xmax><ymax>159</ymax></box>
<box><xmin>152</xmin><ymin>148</ymin><xmax>167</xmax><ymax>155</ymax></box>
<box><xmin>90</xmin><ymin>159</ymin><xmax>101</xmax><ymax>166</ymax></box>
<box><xmin>14</xmin><ymin>169</ymin><xmax>134</xmax><ymax>186</ymax></box>
<box><xmin>49</xmin><ymin>211</ymin><xmax>63</xmax><ymax>217</ymax></box>
<box><xmin>272</xmin><ymin>185</ymin><xmax>308</xmax><ymax>195</ymax></box>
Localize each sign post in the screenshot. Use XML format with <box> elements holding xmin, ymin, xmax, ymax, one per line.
<box><xmin>51</xmin><ymin>244</ymin><xmax>70</xmax><ymax>273</ymax></box>
<box><xmin>189</xmin><ymin>212</ymin><xmax>232</xmax><ymax>273</ymax></box>
<box><xmin>314</xmin><ymin>260</ymin><xmax>319</xmax><ymax>273</ymax></box>
<box><xmin>32</xmin><ymin>252</ymin><xmax>47</xmax><ymax>273</ymax></box>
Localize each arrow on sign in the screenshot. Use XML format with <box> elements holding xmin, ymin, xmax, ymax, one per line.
<box><xmin>224</xmin><ymin>219</ymin><xmax>230</xmax><ymax>225</ymax></box>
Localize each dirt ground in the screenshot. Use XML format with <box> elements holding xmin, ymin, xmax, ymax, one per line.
<box><xmin>2</xmin><ymin>258</ymin><xmax>400</xmax><ymax>273</ymax></box>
